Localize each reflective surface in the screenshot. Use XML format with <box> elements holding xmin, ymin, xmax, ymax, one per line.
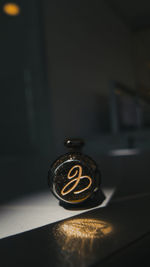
<box><xmin>1</xmin><ymin>194</ymin><xmax>150</xmax><ymax>266</ymax></box>
<box><xmin>0</xmin><ymin>188</ymin><xmax>114</xmax><ymax>239</ymax></box>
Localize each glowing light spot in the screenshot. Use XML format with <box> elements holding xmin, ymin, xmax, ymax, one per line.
<box><xmin>58</xmin><ymin>218</ymin><xmax>112</xmax><ymax>239</ymax></box>
<box><xmin>3</xmin><ymin>3</ymin><xmax>20</xmax><ymax>16</ymax></box>
<box><xmin>53</xmin><ymin>218</ymin><xmax>113</xmax><ymax>257</ymax></box>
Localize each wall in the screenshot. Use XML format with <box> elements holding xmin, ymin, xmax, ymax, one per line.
<box><xmin>0</xmin><ymin>0</ymin><xmax>53</xmax><ymax>156</ymax></box>
<box><xmin>133</xmin><ymin>28</ymin><xmax>150</xmax><ymax>89</ymax></box>
<box><xmin>43</xmin><ymin>0</ymin><xmax>135</xmax><ymax>152</ymax></box>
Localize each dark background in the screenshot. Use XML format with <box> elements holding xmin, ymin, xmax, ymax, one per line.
<box><xmin>1</xmin><ymin>0</ymin><xmax>150</xmax><ymax>203</ymax></box>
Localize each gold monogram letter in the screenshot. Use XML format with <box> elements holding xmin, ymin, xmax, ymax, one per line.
<box><xmin>61</xmin><ymin>165</ymin><xmax>92</xmax><ymax>196</ymax></box>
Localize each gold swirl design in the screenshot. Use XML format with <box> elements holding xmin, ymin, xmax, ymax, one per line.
<box><xmin>61</xmin><ymin>165</ymin><xmax>92</xmax><ymax>196</ymax></box>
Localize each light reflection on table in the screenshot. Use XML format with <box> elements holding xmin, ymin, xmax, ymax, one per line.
<box><xmin>54</xmin><ymin>218</ymin><xmax>113</xmax><ymax>258</ymax></box>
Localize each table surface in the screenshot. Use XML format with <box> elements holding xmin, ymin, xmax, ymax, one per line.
<box><xmin>0</xmin><ymin>188</ymin><xmax>114</xmax><ymax>239</ymax></box>
<box><xmin>1</xmin><ymin>189</ymin><xmax>150</xmax><ymax>267</ymax></box>
<box><xmin>1</xmin><ymin>152</ymin><xmax>150</xmax><ymax>267</ymax></box>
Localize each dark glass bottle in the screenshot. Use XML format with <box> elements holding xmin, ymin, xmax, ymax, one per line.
<box><xmin>48</xmin><ymin>139</ymin><xmax>104</xmax><ymax>209</ymax></box>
